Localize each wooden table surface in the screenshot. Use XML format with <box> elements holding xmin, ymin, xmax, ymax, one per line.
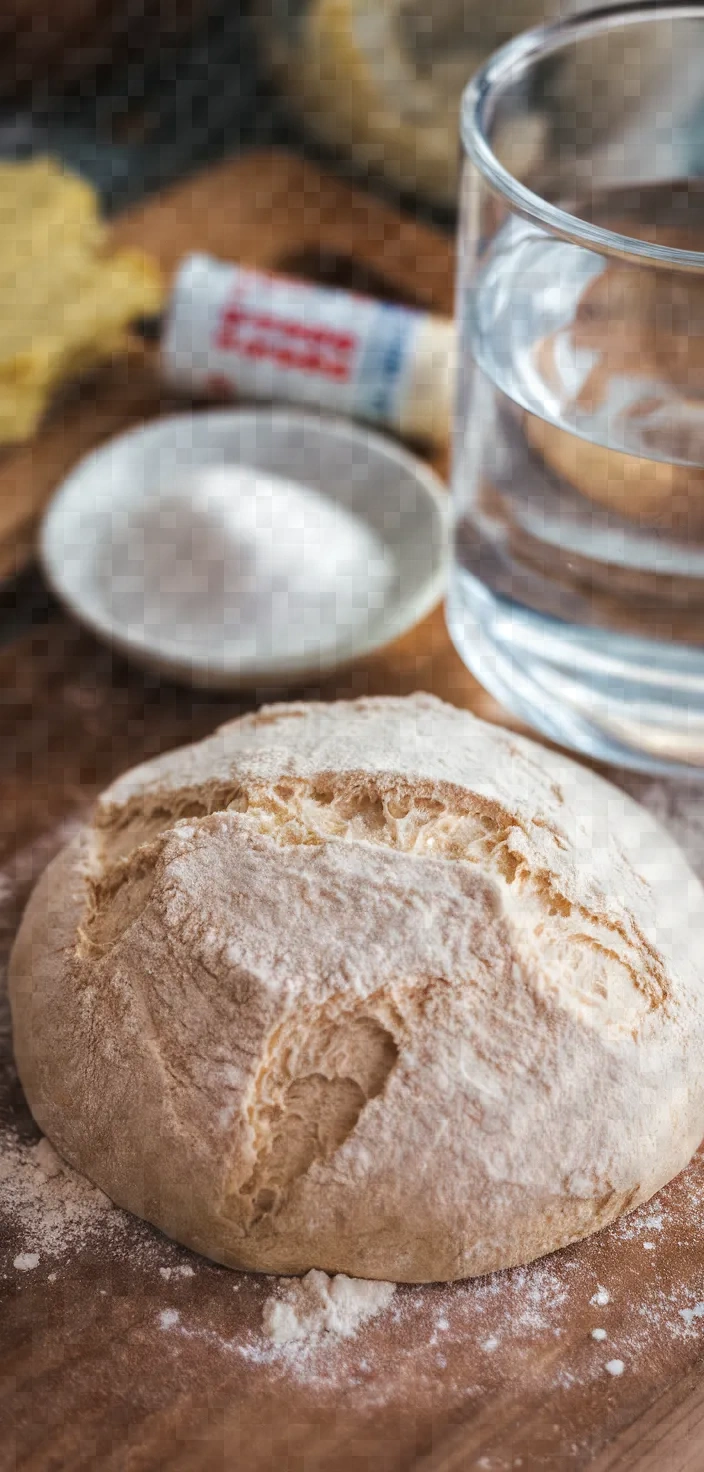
<box><xmin>2</xmin><ymin>150</ymin><xmax>704</xmax><ymax>1472</ymax></box>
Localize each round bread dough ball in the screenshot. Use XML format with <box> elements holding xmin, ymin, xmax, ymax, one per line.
<box><xmin>9</xmin><ymin>695</ymin><xmax>704</xmax><ymax>1282</ymax></box>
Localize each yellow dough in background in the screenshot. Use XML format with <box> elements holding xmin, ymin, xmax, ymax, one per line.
<box><xmin>0</xmin><ymin>158</ymin><xmax>164</xmax><ymax>445</ymax></box>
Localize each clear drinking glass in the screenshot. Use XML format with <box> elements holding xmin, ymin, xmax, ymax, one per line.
<box><xmin>448</xmin><ymin>2</ymin><xmax>704</xmax><ymax>774</ymax></box>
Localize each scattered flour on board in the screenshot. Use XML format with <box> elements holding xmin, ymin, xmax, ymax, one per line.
<box><xmin>0</xmin><ymin>1132</ymin><xmax>122</xmax><ymax>1262</ymax></box>
<box><xmin>680</xmin><ymin>1302</ymin><xmax>704</xmax><ymax>1327</ymax></box>
<box><xmin>13</xmin><ymin>1251</ymin><xmax>39</xmax><ymax>1271</ymax></box>
<box><xmin>154</xmin><ymin>1174</ymin><xmax>704</xmax><ymax>1391</ymax></box>
<box><xmin>262</xmin><ymin>1270</ymin><xmax>396</xmax><ymax>1346</ymax></box>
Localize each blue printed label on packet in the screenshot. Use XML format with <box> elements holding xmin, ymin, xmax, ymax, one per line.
<box><xmin>354</xmin><ymin>302</ymin><xmax>417</xmax><ymax>425</ymax></box>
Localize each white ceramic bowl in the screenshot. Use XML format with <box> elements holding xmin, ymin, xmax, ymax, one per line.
<box><xmin>40</xmin><ymin>409</ymin><xmax>449</xmax><ymax>688</ymax></box>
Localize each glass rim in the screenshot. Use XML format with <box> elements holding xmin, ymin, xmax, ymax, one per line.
<box><xmin>461</xmin><ymin>0</ymin><xmax>704</xmax><ymax>272</ymax></box>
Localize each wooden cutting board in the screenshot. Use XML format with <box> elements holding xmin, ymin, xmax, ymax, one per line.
<box><xmin>2</xmin><ymin>149</ymin><xmax>704</xmax><ymax>1472</ymax></box>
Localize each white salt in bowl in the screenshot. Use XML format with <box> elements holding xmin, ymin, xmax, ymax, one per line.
<box><xmin>40</xmin><ymin>409</ymin><xmax>449</xmax><ymax>688</ymax></box>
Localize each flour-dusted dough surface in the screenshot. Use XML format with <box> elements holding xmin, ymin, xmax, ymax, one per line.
<box><xmin>9</xmin><ymin>695</ymin><xmax>704</xmax><ymax>1282</ymax></box>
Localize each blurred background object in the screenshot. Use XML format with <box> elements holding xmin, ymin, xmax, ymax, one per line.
<box><xmin>258</xmin><ymin>0</ymin><xmax>554</xmax><ymax>208</ymax></box>
<box><xmin>0</xmin><ymin>0</ymin><xmax>678</xmax><ymax>221</ymax></box>
<box><xmin>254</xmin><ymin>0</ymin><xmax>667</xmax><ymax>210</ymax></box>
<box><xmin>0</xmin><ymin>2</ymin><xmax>269</xmax><ymax>214</ymax></box>
<box><xmin>256</xmin><ymin>0</ymin><xmax>550</xmax><ymax>209</ymax></box>
<box><xmin>0</xmin><ymin>0</ymin><xmax>210</xmax><ymax>97</ymax></box>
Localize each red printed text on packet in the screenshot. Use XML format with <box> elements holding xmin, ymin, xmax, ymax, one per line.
<box><xmin>215</xmin><ymin>301</ymin><xmax>357</xmax><ymax>381</ymax></box>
